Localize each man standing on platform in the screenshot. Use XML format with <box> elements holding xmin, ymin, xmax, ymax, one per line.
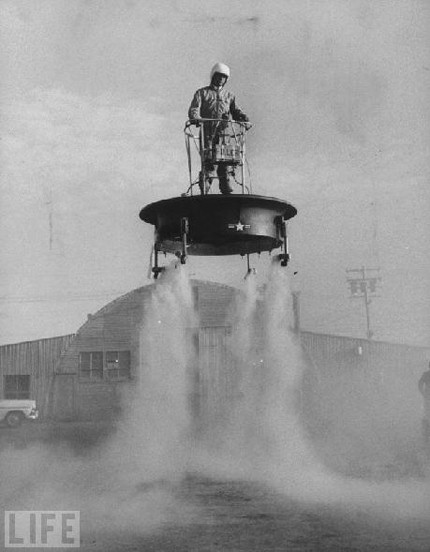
<box><xmin>188</xmin><ymin>62</ymin><xmax>249</xmax><ymax>194</ymax></box>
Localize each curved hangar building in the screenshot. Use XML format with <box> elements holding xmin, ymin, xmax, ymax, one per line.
<box><xmin>50</xmin><ymin>280</ymin><xmax>239</xmax><ymax>422</ymax></box>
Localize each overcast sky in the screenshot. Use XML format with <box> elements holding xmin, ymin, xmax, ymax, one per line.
<box><xmin>1</xmin><ymin>0</ymin><xmax>429</xmax><ymax>345</ymax></box>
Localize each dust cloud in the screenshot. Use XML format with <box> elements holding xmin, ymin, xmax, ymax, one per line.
<box><xmin>0</xmin><ymin>263</ymin><xmax>200</xmax><ymax>544</ymax></box>
<box><xmin>0</xmin><ymin>263</ymin><xmax>429</xmax><ymax>546</ymax></box>
<box><xmin>192</xmin><ymin>262</ymin><xmax>430</xmax><ymax>521</ymax></box>
<box><xmin>107</xmin><ymin>262</ymin><xmax>196</xmax><ymax>484</ymax></box>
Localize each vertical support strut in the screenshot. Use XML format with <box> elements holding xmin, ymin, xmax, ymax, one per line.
<box><xmin>152</xmin><ymin>245</ymin><xmax>165</xmax><ymax>279</ymax></box>
<box><xmin>276</xmin><ymin>217</ymin><xmax>290</xmax><ymax>267</ymax></box>
<box><xmin>241</xmin><ymin>126</ymin><xmax>246</xmax><ymax>194</ymax></box>
<box><xmin>180</xmin><ymin>217</ymin><xmax>189</xmax><ymax>264</ymax></box>
<box><xmin>244</xmin><ymin>253</ymin><xmax>256</xmax><ymax>278</ymax></box>
<box><xmin>199</xmin><ymin>124</ymin><xmax>205</xmax><ymax>195</ymax></box>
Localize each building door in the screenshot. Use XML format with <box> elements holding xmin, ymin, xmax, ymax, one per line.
<box><xmin>198</xmin><ymin>326</ymin><xmax>236</xmax><ymax>428</ymax></box>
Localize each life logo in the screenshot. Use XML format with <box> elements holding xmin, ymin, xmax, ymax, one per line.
<box><xmin>4</xmin><ymin>511</ymin><xmax>80</xmax><ymax>548</ymax></box>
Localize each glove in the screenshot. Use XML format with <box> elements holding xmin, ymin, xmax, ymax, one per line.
<box><xmin>190</xmin><ymin>119</ymin><xmax>201</xmax><ymax>127</ymax></box>
<box><xmin>236</xmin><ymin>114</ymin><xmax>249</xmax><ymax>122</ymax></box>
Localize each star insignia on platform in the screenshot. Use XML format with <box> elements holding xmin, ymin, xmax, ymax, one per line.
<box><xmin>228</xmin><ymin>221</ymin><xmax>251</xmax><ymax>232</ymax></box>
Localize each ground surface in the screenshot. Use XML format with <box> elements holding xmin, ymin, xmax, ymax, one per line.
<box><xmin>85</xmin><ymin>477</ymin><xmax>430</xmax><ymax>552</ymax></box>
<box><xmin>1</xmin><ymin>422</ymin><xmax>429</xmax><ymax>552</ymax></box>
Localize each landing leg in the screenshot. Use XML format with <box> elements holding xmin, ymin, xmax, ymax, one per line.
<box><xmin>278</xmin><ymin>218</ymin><xmax>290</xmax><ymax>267</ymax></box>
<box><xmin>152</xmin><ymin>246</ymin><xmax>165</xmax><ymax>279</ymax></box>
<box><xmin>180</xmin><ymin>217</ymin><xmax>189</xmax><ymax>264</ymax></box>
<box><xmin>244</xmin><ymin>254</ymin><xmax>256</xmax><ymax>278</ymax></box>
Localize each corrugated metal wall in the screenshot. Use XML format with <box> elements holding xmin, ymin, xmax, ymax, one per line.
<box><xmin>3</xmin><ymin>283</ymin><xmax>429</xmax><ymax>425</ymax></box>
<box><xmin>198</xmin><ymin>326</ymin><xmax>237</xmax><ymax>427</ymax></box>
<box><xmin>300</xmin><ymin>331</ymin><xmax>430</xmax><ymax>378</ymax></box>
<box><xmin>52</xmin><ymin>282</ymin><xmax>239</xmax><ymax>420</ymax></box>
<box><xmin>0</xmin><ymin>335</ymin><xmax>76</xmax><ymax>417</ymax></box>
<box><xmin>300</xmin><ymin>331</ymin><xmax>430</xmax><ymax>418</ymax></box>
<box><xmin>50</xmin><ymin>288</ymin><xmax>147</xmax><ymax>420</ymax></box>
<box><xmin>299</xmin><ymin>331</ymin><xmax>430</xmax><ymax>460</ymax></box>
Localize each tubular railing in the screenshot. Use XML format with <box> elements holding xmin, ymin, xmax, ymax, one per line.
<box><xmin>184</xmin><ymin>119</ymin><xmax>252</xmax><ymax>195</ymax></box>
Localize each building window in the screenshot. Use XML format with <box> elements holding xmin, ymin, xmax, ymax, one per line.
<box><xmin>79</xmin><ymin>351</ymin><xmax>131</xmax><ymax>381</ymax></box>
<box><xmin>106</xmin><ymin>351</ymin><xmax>131</xmax><ymax>380</ymax></box>
<box><xmin>4</xmin><ymin>375</ymin><xmax>30</xmax><ymax>399</ymax></box>
<box><xmin>79</xmin><ymin>352</ymin><xmax>103</xmax><ymax>380</ymax></box>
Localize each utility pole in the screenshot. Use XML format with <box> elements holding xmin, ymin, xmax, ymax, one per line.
<box><xmin>346</xmin><ymin>266</ymin><xmax>381</xmax><ymax>340</ymax></box>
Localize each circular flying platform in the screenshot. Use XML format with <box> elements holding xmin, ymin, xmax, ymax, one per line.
<box><xmin>139</xmin><ymin>194</ymin><xmax>297</xmax><ymax>257</ymax></box>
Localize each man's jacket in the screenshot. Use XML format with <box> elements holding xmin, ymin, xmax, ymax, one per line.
<box><xmin>188</xmin><ymin>85</ymin><xmax>248</xmax><ymax>122</ymax></box>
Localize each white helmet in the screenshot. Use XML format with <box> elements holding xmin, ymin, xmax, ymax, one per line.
<box><xmin>210</xmin><ymin>62</ymin><xmax>230</xmax><ymax>80</ymax></box>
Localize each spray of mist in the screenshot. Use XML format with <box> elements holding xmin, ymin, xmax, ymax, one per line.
<box><xmin>194</xmin><ymin>264</ymin><xmax>317</xmax><ymax>479</ymax></box>
<box><xmin>191</xmin><ymin>261</ymin><xmax>430</xmax><ymax>521</ymax></box>
<box><xmin>0</xmin><ymin>262</ymin><xmax>429</xmax><ymax>547</ymax></box>
<box><xmin>109</xmin><ymin>262</ymin><xmax>196</xmax><ymax>484</ymax></box>
<box><xmin>0</xmin><ymin>263</ymin><xmax>200</xmax><ymax>544</ymax></box>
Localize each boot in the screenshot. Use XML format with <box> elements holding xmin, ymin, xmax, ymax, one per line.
<box><xmin>219</xmin><ymin>176</ymin><xmax>233</xmax><ymax>195</ymax></box>
<box><xmin>218</xmin><ymin>164</ymin><xmax>233</xmax><ymax>194</ymax></box>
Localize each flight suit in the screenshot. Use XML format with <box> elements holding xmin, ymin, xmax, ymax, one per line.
<box><xmin>188</xmin><ymin>85</ymin><xmax>248</xmax><ymax>194</ymax></box>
